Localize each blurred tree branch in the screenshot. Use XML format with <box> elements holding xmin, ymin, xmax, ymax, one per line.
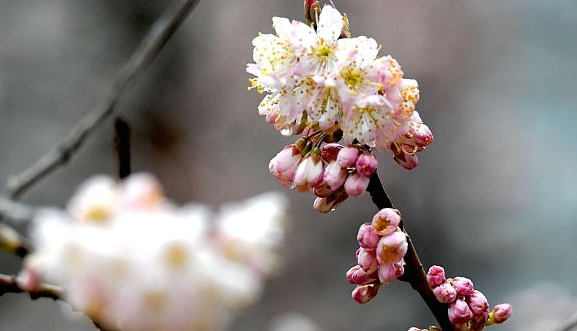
<box><xmin>0</xmin><ymin>273</ymin><xmax>61</xmax><ymax>300</ymax></box>
<box><xmin>5</xmin><ymin>0</ymin><xmax>202</xmax><ymax>200</ymax></box>
<box><xmin>558</xmin><ymin>313</ymin><xmax>577</xmax><ymax>331</ymax></box>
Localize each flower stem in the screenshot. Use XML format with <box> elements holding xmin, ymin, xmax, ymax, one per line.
<box><xmin>366</xmin><ymin>172</ymin><xmax>454</xmax><ymax>331</ymax></box>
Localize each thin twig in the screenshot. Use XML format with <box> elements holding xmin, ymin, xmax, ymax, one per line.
<box><xmin>557</xmin><ymin>313</ymin><xmax>577</xmax><ymax>331</ymax></box>
<box><xmin>0</xmin><ymin>273</ymin><xmax>61</xmax><ymax>300</ymax></box>
<box><xmin>366</xmin><ymin>172</ymin><xmax>454</xmax><ymax>331</ymax></box>
<box><xmin>114</xmin><ymin>117</ymin><xmax>131</xmax><ymax>179</ymax></box>
<box><xmin>0</xmin><ymin>196</ymin><xmax>36</xmax><ymax>257</ymax></box>
<box><xmin>0</xmin><ymin>195</ymin><xmax>37</xmax><ymax>222</ymax></box>
<box><xmin>5</xmin><ymin>0</ymin><xmax>202</xmax><ymax>199</ymax></box>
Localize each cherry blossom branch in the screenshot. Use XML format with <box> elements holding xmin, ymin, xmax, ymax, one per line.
<box><xmin>0</xmin><ymin>273</ymin><xmax>61</xmax><ymax>300</ymax></box>
<box><xmin>5</xmin><ymin>0</ymin><xmax>202</xmax><ymax>199</ymax></box>
<box><xmin>114</xmin><ymin>118</ymin><xmax>132</xmax><ymax>179</ymax></box>
<box><xmin>0</xmin><ymin>273</ymin><xmax>117</xmax><ymax>331</ymax></box>
<box><xmin>366</xmin><ymin>172</ymin><xmax>454</xmax><ymax>331</ymax></box>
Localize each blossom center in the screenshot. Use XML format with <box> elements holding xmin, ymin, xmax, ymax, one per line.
<box><xmin>341</xmin><ymin>68</ymin><xmax>364</xmax><ymax>93</ymax></box>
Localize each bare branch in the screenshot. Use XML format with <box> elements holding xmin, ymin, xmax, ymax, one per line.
<box><xmin>557</xmin><ymin>313</ymin><xmax>577</xmax><ymax>331</ymax></box>
<box><xmin>5</xmin><ymin>0</ymin><xmax>202</xmax><ymax>199</ymax></box>
<box><xmin>0</xmin><ymin>195</ymin><xmax>37</xmax><ymax>222</ymax></box>
<box><xmin>0</xmin><ymin>196</ymin><xmax>35</xmax><ymax>257</ymax></box>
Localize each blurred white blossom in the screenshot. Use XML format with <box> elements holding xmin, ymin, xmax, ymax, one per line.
<box><xmin>23</xmin><ymin>173</ymin><xmax>288</xmax><ymax>331</ymax></box>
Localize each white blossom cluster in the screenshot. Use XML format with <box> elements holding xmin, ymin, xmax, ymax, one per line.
<box><xmin>23</xmin><ymin>173</ymin><xmax>287</xmax><ymax>331</ymax></box>
<box><xmin>247</xmin><ymin>4</ymin><xmax>433</xmax><ymax>164</ymax></box>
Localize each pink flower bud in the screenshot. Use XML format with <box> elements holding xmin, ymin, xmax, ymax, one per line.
<box><xmin>355</xmin><ymin>153</ymin><xmax>378</xmax><ymax>177</ymax></box>
<box><xmin>337</xmin><ymin>146</ymin><xmax>359</xmax><ymax>168</ymax></box>
<box><xmin>321</xmin><ymin>143</ymin><xmax>343</xmax><ymax>163</ymax></box>
<box><xmin>452</xmin><ymin>277</ymin><xmax>474</xmax><ymax>296</ymax></box>
<box><xmin>378</xmin><ymin>261</ymin><xmax>404</xmax><ymax>285</ymax></box>
<box><xmin>313</xmin><ymin>189</ymin><xmax>348</xmax><ymax>213</ymax></box>
<box><xmin>352</xmin><ymin>284</ymin><xmax>379</xmax><ymax>304</ymax></box>
<box><xmin>449</xmin><ymin>299</ymin><xmax>473</xmax><ymax>325</ymax></box>
<box><xmin>433</xmin><ymin>283</ymin><xmax>457</xmax><ymax>303</ymax></box>
<box><xmin>466</xmin><ymin>290</ymin><xmax>489</xmax><ymax>317</ymax></box>
<box><xmin>323</xmin><ymin>161</ymin><xmax>348</xmax><ymax>189</ymax></box>
<box><xmin>376</xmin><ymin>231</ymin><xmax>408</xmax><ymax>264</ymax></box>
<box><xmin>426</xmin><ymin>265</ymin><xmax>446</xmax><ymax>288</ymax></box>
<box><xmin>344</xmin><ymin>173</ymin><xmax>370</xmax><ymax>197</ymax></box>
<box><xmin>372</xmin><ymin>208</ymin><xmax>401</xmax><ymax>236</ymax></box>
<box><xmin>357</xmin><ymin>223</ymin><xmax>380</xmax><ymax>250</ymax></box>
<box><xmin>357</xmin><ymin>248</ymin><xmax>378</xmax><ymax>274</ymax></box>
<box><xmin>269</xmin><ymin>145</ymin><xmax>302</xmax><ymax>186</ymax></box>
<box><xmin>293</xmin><ymin>149</ymin><xmax>323</xmax><ymax>192</ymax></box>
<box><xmin>489</xmin><ymin>303</ymin><xmax>512</xmax><ymax>324</ymax></box>
<box><xmin>346</xmin><ymin>265</ymin><xmax>377</xmax><ymax>285</ymax></box>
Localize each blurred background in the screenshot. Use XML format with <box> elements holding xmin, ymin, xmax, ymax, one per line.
<box><xmin>1</xmin><ymin>0</ymin><xmax>576</xmax><ymax>330</ymax></box>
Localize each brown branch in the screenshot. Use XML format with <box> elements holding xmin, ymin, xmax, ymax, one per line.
<box><xmin>114</xmin><ymin>117</ymin><xmax>131</xmax><ymax>179</ymax></box>
<box><xmin>5</xmin><ymin>0</ymin><xmax>202</xmax><ymax>199</ymax></box>
<box><xmin>366</xmin><ymin>172</ymin><xmax>455</xmax><ymax>331</ymax></box>
<box><xmin>0</xmin><ymin>273</ymin><xmax>61</xmax><ymax>300</ymax></box>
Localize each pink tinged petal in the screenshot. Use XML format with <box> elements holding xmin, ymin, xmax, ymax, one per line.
<box><xmin>336</xmin><ymin>36</ymin><xmax>379</xmax><ymax>67</ymax></box>
<box><xmin>272</xmin><ymin>17</ymin><xmax>292</xmax><ymax>40</ymax></box>
<box><xmin>411</xmin><ymin>123</ymin><xmax>434</xmax><ymax>150</ymax></box>
<box><xmin>337</xmin><ymin>147</ymin><xmax>359</xmax><ymax>168</ymax></box>
<box><xmin>426</xmin><ymin>265</ymin><xmax>447</xmax><ymax>288</ymax></box>
<box><xmin>466</xmin><ymin>290</ymin><xmax>489</xmax><ymax>317</ymax></box>
<box><xmin>321</xmin><ymin>143</ymin><xmax>343</xmax><ymax>162</ymax></box>
<box><xmin>433</xmin><ymin>283</ymin><xmax>457</xmax><ymax>303</ymax></box>
<box><xmin>293</xmin><ymin>154</ymin><xmax>324</xmax><ymax>192</ymax></box>
<box><xmin>449</xmin><ymin>299</ymin><xmax>474</xmax><ymax>325</ymax></box>
<box><xmin>344</xmin><ymin>173</ymin><xmax>370</xmax><ymax>197</ymax></box>
<box><xmin>489</xmin><ymin>303</ymin><xmax>512</xmax><ymax>324</ymax></box>
<box><xmin>355</xmin><ymin>153</ymin><xmax>378</xmax><ymax>177</ymax></box>
<box><xmin>378</xmin><ymin>262</ymin><xmax>404</xmax><ymax>285</ymax></box>
<box><xmin>316</xmin><ymin>5</ymin><xmax>343</xmax><ymax>43</ymax></box>
<box><xmin>371</xmin><ymin>208</ymin><xmax>402</xmax><ymax>236</ymax></box>
<box><xmin>269</xmin><ymin>145</ymin><xmax>302</xmax><ymax>184</ymax></box>
<box><xmin>357</xmin><ymin>248</ymin><xmax>378</xmax><ymax>274</ymax></box>
<box><xmin>452</xmin><ymin>277</ymin><xmax>475</xmax><ymax>296</ymax></box>
<box><xmin>352</xmin><ymin>284</ymin><xmax>379</xmax><ymax>304</ymax></box>
<box><xmin>323</xmin><ymin>161</ymin><xmax>347</xmax><ymax>189</ymax></box>
<box><xmin>357</xmin><ymin>223</ymin><xmax>380</xmax><ymax>250</ymax></box>
<box><xmin>346</xmin><ymin>265</ymin><xmax>377</xmax><ymax>285</ymax></box>
<box><xmin>376</xmin><ymin>231</ymin><xmax>408</xmax><ymax>264</ymax></box>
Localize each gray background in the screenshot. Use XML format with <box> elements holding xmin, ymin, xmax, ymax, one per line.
<box><xmin>0</xmin><ymin>1</ymin><xmax>576</xmax><ymax>330</ymax></box>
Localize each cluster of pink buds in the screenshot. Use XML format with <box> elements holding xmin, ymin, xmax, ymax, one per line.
<box><xmin>269</xmin><ymin>133</ymin><xmax>378</xmax><ymax>212</ymax></box>
<box><xmin>346</xmin><ymin>208</ymin><xmax>407</xmax><ymax>303</ymax></box>
<box><xmin>426</xmin><ymin>266</ymin><xmax>513</xmax><ymax>331</ymax></box>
